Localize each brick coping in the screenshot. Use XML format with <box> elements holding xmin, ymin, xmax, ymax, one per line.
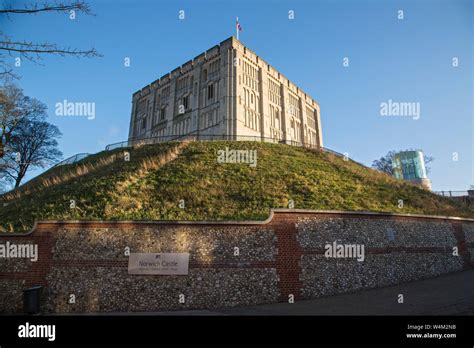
<box><xmin>1</xmin><ymin>209</ymin><xmax>473</xmax><ymax>237</ymax></box>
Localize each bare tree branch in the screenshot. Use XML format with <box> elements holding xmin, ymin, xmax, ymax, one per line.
<box><xmin>0</xmin><ymin>40</ymin><xmax>101</xmax><ymax>58</ymax></box>
<box><xmin>0</xmin><ymin>1</ymin><xmax>94</xmax><ymax>16</ymax></box>
<box><xmin>0</xmin><ymin>1</ymin><xmax>100</xmax><ymax>79</ymax></box>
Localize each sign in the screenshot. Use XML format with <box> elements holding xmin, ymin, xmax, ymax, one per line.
<box><xmin>128</xmin><ymin>253</ymin><xmax>189</xmax><ymax>275</ymax></box>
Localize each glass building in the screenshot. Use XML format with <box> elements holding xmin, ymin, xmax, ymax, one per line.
<box><xmin>392</xmin><ymin>150</ymin><xmax>431</xmax><ymax>190</ymax></box>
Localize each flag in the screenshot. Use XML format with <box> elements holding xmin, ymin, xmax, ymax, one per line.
<box><xmin>236</xmin><ymin>17</ymin><xmax>242</xmax><ymax>32</ymax></box>
<box><xmin>236</xmin><ymin>17</ymin><xmax>242</xmax><ymax>39</ymax></box>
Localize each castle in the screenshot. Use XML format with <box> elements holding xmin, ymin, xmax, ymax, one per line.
<box><xmin>128</xmin><ymin>37</ymin><xmax>323</xmax><ymax>148</ymax></box>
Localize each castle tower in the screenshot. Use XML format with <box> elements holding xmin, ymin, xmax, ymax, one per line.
<box><xmin>128</xmin><ymin>37</ymin><xmax>323</xmax><ymax>148</ymax></box>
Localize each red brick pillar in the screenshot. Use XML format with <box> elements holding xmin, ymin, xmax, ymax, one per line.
<box><xmin>271</xmin><ymin>214</ymin><xmax>303</xmax><ymax>301</ymax></box>
<box><xmin>452</xmin><ymin>223</ymin><xmax>472</xmax><ymax>269</ymax></box>
<box><xmin>25</xmin><ymin>230</ymin><xmax>54</xmax><ymax>287</ymax></box>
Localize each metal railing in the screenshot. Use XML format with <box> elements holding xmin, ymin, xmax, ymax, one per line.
<box><xmin>104</xmin><ymin>133</ymin><xmax>367</xmax><ymax>168</ymax></box>
<box><xmin>434</xmin><ymin>191</ymin><xmax>469</xmax><ymax>198</ymax></box>
<box><xmin>52</xmin><ymin>153</ymin><xmax>91</xmax><ymax>168</ymax></box>
<box><xmin>106</xmin><ymin>133</ymin><xmax>292</xmax><ymax>150</ymax></box>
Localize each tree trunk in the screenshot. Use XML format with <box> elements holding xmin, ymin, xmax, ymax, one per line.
<box><xmin>14</xmin><ymin>171</ymin><xmax>25</xmax><ymax>188</ymax></box>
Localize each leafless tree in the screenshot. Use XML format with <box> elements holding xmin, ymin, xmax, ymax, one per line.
<box><xmin>0</xmin><ymin>84</ymin><xmax>46</xmax><ymax>158</ymax></box>
<box><xmin>0</xmin><ymin>1</ymin><xmax>100</xmax><ymax>78</ymax></box>
<box><xmin>1</xmin><ymin>119</ymin><xmax>62</xmax><ymax>188</ymax></box>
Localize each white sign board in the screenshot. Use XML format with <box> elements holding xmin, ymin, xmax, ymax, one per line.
<box><xmin>128</xmin><ymin>253</ymin><xmax>190</xmax><ymax>275</ymax></box>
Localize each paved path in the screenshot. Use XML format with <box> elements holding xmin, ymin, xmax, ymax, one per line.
<box><xmin>156</xmin><ymin>269</ymin><xmax>474</xmax><ymax>316</ymax></box>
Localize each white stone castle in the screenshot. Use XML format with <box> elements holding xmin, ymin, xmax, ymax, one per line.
<box><xmin>128</xmin><ymin>37</ymin><xmax>323</xmax><ymax>148</ymax></box>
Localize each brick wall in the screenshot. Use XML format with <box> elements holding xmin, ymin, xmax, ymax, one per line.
<box><xmin>0</xmin><ymin>210</ymin><xmax>472</xmax><ymax>313</ymax></box>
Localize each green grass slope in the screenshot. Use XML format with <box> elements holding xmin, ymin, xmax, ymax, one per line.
<box><xmin>1</xmin><ymin>141</ymin><xmax>472</xmax><ymax>233</ymax></box>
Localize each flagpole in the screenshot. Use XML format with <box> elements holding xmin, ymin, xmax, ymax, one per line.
<box><xmin>236</xmin><ymin>17</ymin><xmax>239</xmax><ymax>40</ymax></box>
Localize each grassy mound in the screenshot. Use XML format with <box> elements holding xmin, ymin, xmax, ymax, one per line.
<box><xmin>1</xmin><ymin>141</ymin><xmax>472</xmax><ymax>233</ymax></box>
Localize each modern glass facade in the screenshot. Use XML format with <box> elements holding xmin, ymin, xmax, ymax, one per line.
<box><xmin>392</xmin><ymin>151</ymin><xmax>428</xmax><ymax>181</ymax></box>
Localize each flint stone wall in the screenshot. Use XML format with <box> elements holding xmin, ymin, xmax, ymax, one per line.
<box><xmin>0</xmin><ymin>279</ymin><xmax>25</xmax><ymax>312</ymax></box>
<box><xmin>45</xmin><ymin>267</ymin><xmax>279</xmax><ymax>313</ymax></box>
<box><xmin>53</xmin><ymin>226</ymin><xmax>276</xmax><ymax>263</ymax></box>
<box><xmin>300</xmin><ymin>253</ymin><xmax>462</xmax><ymax>298</ymax></box>
<box><xmin>297</xmin><ymin>217</ymin><xmax>466</xmax><ymax>298</ymax></box>
<box><xmin>297</xmin><ymin>218</ymin><xmax>457</xmax><ymax>248</ymax></box>
<box><xmin>0</xmin><ymin>210</ymin><xmax>473</xmax><ymax>313</ymax></box>
<box><xmin>0</xmin><ymin>239</ymin><xmax>36</xmax><ymax>272</ymax></box>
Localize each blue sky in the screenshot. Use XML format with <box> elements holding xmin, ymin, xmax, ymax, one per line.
<box><xmin>2</xmin><ymin>0</ymin><xmax>473</xmax><ymax>190</ymax></box>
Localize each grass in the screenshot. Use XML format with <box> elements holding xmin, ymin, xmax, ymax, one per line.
<box><xmin>0</xmin><ymin>141</ymin><xmax>472</xmax><ymax>233</ymax></box>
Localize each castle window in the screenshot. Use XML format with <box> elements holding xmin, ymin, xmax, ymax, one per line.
<box><xmin>160</xmin><ymin>107</ymin><xmax>166</xmax><ymax>121</ymax></box>
<box><xmin>208</xmin><ymin>84</ymin><xmax>214</xmax><ymax>100</ymax></box>
<box><xmin>137</xmin><ymin>99</ymin><xmax>147</xmax><ymax>116</ymax></box>
<box><xmin>183</xmin><ymin>95</ymin><xmax>189</xmax><ymax>110</ymax></box>
<box><xmin>162</xmin><ymin>86</ymin><xmax>171</xmax><ymax>98</ymax></box>
<box><xmin>307</xmin><ymin>107</ymin><xmax>316</xmax><ymax>129</ymax></box>
<box><xmin>176</xmin><ymin>76</ymin><xmax>189</xmax><ymax>92</ymax></box>
<box><xmin>209</xmin><ymin>59</ymin><xmax>220</xmax><ymax>79</ymax></box>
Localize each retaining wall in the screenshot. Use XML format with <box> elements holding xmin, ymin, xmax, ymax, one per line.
<box><xmin>0</xmin><ymin>210</ymin><xmax>472</xmax><ymax>313</ymax></box>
